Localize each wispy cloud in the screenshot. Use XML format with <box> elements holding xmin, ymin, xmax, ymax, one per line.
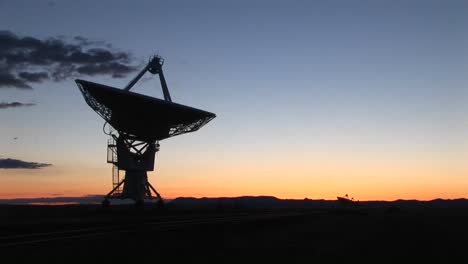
<box><xmin>0</xmin><ymin>195</ymin><xmax>104</xmax><ymax>205</ymax></box>
<box><xmin>0</xmin><ymin>101</ymin><xmax>36</xmax><ymax>109</ymax></box>
<box><xmin>0</xmin><ymin>30</ymin><xmax>138</xmax><ymax>89</ymax></box>
<box><xmin>0</xmin><ymin>158</ymin><xmax>52</xmax><ymax>169</ymax></box>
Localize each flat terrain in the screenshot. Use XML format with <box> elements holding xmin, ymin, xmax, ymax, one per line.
<box><xmin>1</xmin><ymin>202</ymin><xmax>467</xmax><ymax>263</ymax></box>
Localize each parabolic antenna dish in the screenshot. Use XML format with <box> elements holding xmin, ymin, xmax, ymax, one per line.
<box><xmin>76</xmin><ymin>79</ymin><xmax>216</xmax><ymax>141</ymax></box>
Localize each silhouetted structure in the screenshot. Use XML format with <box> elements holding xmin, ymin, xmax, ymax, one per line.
<box><xmin>337</xmin><ymin>194</ymin><xmax>357</xmax><ymax>207</ymax></box>
<box><xmin>76</xmin><ymin>56</ymin><xmax>215</xmax><ymax>206</ymax></box>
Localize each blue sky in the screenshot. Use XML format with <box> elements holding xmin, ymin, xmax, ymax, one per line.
<box><xmin>0</xmin><ymin>0</ymin><xmax>467</xmax><ymax>199</ymax></box>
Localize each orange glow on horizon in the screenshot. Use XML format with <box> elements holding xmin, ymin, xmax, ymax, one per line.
<box><xmin>1</xmin><ymin>160</ymin><xmax>466</xmax><ymax>201</ymax></box>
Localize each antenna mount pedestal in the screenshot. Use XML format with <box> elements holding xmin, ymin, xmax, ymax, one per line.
<box><xmin>103</xmin><ymin>134</ymin><xmax>163</xmax><ymax>206</ymax></box>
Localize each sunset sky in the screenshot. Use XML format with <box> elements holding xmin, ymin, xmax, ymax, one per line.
<box><xmin>0</xmin><ymin>0</ymin><xmax>467</xmax><ymax>201</ymax></box>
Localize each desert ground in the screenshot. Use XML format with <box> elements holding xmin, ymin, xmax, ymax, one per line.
<box><xmin>1</xmin><ymin>197</ymin><xmax>467</xmax><ymax>263</ymax></box>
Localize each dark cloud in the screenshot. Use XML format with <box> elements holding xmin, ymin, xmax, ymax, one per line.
<box><xmin>0</xmin><ymin>30</ymin><xmax>137</xmax><ymax>89</ymax></box>
<box><xmin>0</xmin><ymin>158</ymin><xmax>51</xmax><ymax>169</ymax></box>
<box><xmin>76</xmin><ymin>62</ymin><xmax>135</xmax><ymax>78</ymax></box>
<box><xmin>73</xmin><ymin>36</ymin><xmax>108</xmax><ymax>47</ymax></box>
<box><xmin>0</xmin><ymin>101</ymin><xmax>36</xmax><ymax>109</ymax></box>
<box><xmin>73</xmin><ymin>36</ymin><xmax>87</xmax><ymax>42</ymax></box>
<box><xmin>0</xmin><ymin>195</ymin><xmax>104</xmax><ymax>205</ymax></box>
<box><xmin>18</xmin><ymin>71</ymin><xmax>49</xmax><ymax>82</ymax></box>
<box><xmin>0</xmin><ymin>72</ymin><xmax>31</xmax><ymax>89</ymax></box>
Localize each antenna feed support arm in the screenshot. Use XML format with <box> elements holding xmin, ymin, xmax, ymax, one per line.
<box><xmin>123</xmin><ymin>55</ymin><xmax>172</xmax><ymax>102</ymax></box>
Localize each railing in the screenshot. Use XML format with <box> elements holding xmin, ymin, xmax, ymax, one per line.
<box><xmin>107</xmin><ymin>137</ymin><xmax>117</xmax><ymax>164</ymax></box>
<box><xmin>108</xmin><ymin>137</ymin><xmax>122</xmax><ymax>194</ymax></box>
<box><xmin>112</xmin><ymin>164</ymin><xmax>122</xmax><ymax>195</ymax></box>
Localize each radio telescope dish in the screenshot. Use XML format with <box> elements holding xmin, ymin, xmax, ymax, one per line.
<box><xmin>76</xmin><ymin>55</ymin><xmax>215</xmax><ymax>206</ymax></box>
<box><xmin>76</xmin><ymin>79</ymin><xmax>215</xmax><ymax>141</ymax></box>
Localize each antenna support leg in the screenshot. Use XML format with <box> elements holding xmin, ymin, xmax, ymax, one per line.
<box><xmin>123</xmin><ymin>55</ymin><xmax>172</xmax><ymax>102</ymax></box>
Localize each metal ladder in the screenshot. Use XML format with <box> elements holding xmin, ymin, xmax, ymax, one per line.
<box><xmin>107</xmin><ymin>137</ymin><xmax>122</xmax><ymax>195</ymax></box>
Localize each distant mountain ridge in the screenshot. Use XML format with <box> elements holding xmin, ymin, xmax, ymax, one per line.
<box><xmin>1</xmin><ymin>195</ymin><xmax>468</xmax><ymax>209</ymax></box>
<box><xmin>170</xmin><ymin>196</ymin><xmax>468</xmax><ymax>210</ymax></box>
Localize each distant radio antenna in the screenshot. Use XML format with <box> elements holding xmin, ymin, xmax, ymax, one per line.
<box><xmin>76</xmin><ymin>55</ymin><xmax>215</xmax><ymax>207</ymax></box>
